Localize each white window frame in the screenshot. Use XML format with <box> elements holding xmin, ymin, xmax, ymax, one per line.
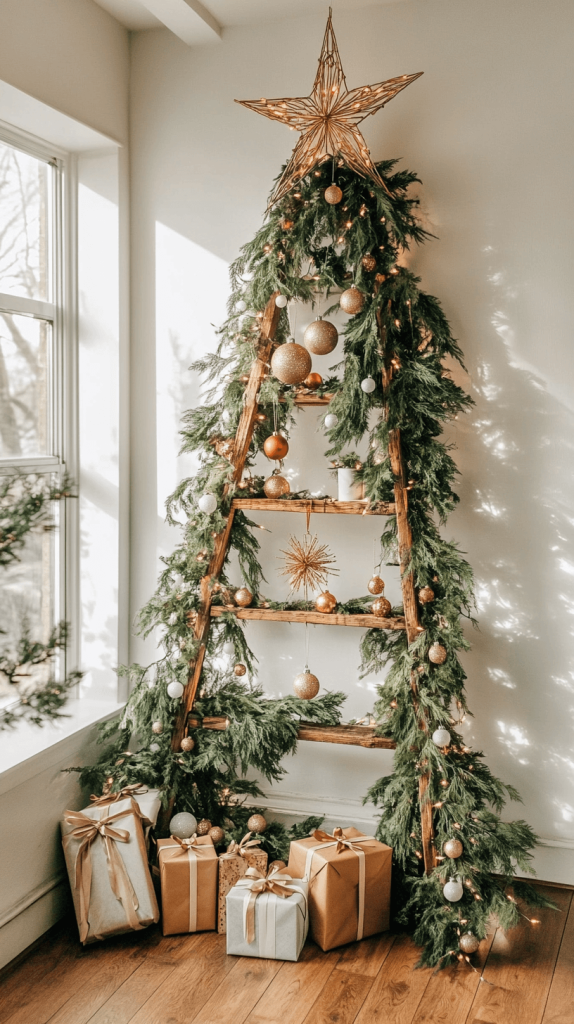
<box><xmin>0</xmin><ymin>119</ymin><xmax>79</xmax><ymax>678</ymax></box>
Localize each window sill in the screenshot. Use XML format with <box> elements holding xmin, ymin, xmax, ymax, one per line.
<box><xmin>0</xmin><ymin>699</ymin><xmax>123</xmax><ymax>796</ymax></box>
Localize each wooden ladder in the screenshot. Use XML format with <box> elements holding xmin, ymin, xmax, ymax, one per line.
<box><xmin>171</xmin><ymin>291</ymin><xmax>436</xmax><ymax>873</ymax></box>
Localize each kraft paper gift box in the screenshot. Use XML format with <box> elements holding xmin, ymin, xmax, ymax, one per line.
<box><xmin>61</xmin><ymin>795</ymin><xmax>160</xmax><ymax>945</ymax></box>
<box><xmin>226</xmin><ymin>866</ymin><xmax>308</xmax><ymax>961</ymax></box>
<box><xmin>217</xmin><ymin>832</ymin><xmax>268</xmax><ymax>934</ymax></box>
<box><xmin>157</xmin><ymin>834</ymin><xmax>218</xmax><ymax>936</ymax></box>
<box><xmin>287</xmin><ymin>827</ymin><xmax>392</xmax><ymax>951</ymax></box>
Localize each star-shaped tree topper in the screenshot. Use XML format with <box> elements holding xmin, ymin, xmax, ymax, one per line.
<box><xmin>236</xmin><ymin>8</ymin><xmax>423</xmax><ymax>208</ymax></box>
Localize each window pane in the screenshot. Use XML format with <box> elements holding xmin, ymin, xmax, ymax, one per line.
<box><xmin>0</xmin><ymin>140</ymin><xmax>50</xmax><ymax>301</ymax></box>
<box><xmin>0</xmin><ymin>313</ymin><xmax>51</xmax><ymax>457</ymax></box>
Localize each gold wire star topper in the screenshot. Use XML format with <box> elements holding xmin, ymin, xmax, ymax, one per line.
<box><xmin>279</xmin><ymin>534</ymin><xmax>339</xmax><ymax>595</ymax></box>
<box><xmin>236</xmin><ymin>8</ymin><xmax>423</xmax><ymax>208</ymax></box>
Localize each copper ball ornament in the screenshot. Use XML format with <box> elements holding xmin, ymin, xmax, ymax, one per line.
<box><xmin>235</xmin><ymin>587</ymin><xmax>253</xmax><ymax>607</ymax></box>
<box><xmin>264</xmin><ymin>474</ymin><xmax>290</xmax><ymax>498</ymax></box>
<box><xmin>234</xmin><ymin>663</ymin><xmax>247</xmax><ymax>677</ymax></box>
<box><xmin>209</xmin><ymin>826</ymin><xmax>225</xmax><ymax>845</ymax></box>
<box><xmin>247</xmin><ymin>813</ymin><xmax>267</xmax><ymax>834</ymax></box>
<box><xmin>372</xmin><ymin>597</ymin><xmax>392</xmax><ymax>617</ymax></box>
<box><xmin>263</xmin><ymin>433</ymin><xmax>289</xmax><ymax>460</ymax></box>
<box><xmin>361</xmin><ymin>254</ymin><xmax>377</xmax><ymax>272</ymax></box>
<box><xmin>304</xmin><ymin>372</ymin><xmax>323</xmax><ymax>390</ymax></box>
<box><xmin>196</xmin><ymin>818</ymin><xmax>212</xmax><ymax>836</ymax></box>
<box><xmin>429</xmin><ymin>642</ymin><xmax>447</xmax><ymax>665</ymax></box>
<box><xmin>324</xmin><ymin>184</ymin><xmax>343</xmax><ymax>205</ymax></box>
<box><xmin>151</xmin><ymin>721</ymin><xmax>164</xmax><ymax>735</ymax></box>
<box><xmin>180</xmin><ymin>737</ymin><xmax>195</xmax><ymax>752</ymax></box>
<box><xmin>367</xmin><ymin>575</ymin><xmax>385</xmax><ymax>595</ymax></box>
<box><xmin>340</xmin><ymin>286</ymin><xmax>365</xmax><ymax>315</ymax></box>
<box><xmin>270</xmin><ymin>341</ymin><xmax>312</xmax><ymax>385</ymax></box>
<box><xmin>293</xmin><ymin>671</ymin><xmax>320</xmax><ymax>699</ymax></box>
<box><xmin>459</xmin><ymin>932</ymin><xmax>480</xmax><ymax>955</ymax></box>
<box><xmin>444</xmin><ymin>838</ymin><xmax>463</xmax><ymax>859</ymax></box>
<box><xmin>418</xmin><ymin>586</ymin><xmax>435</xmax><ymax>604</ymax></box>
<box><xmin>315</xmin><ymin>591</ymin><xmax>337</xmax><ymax>614</ymax></box>
<box><xmin>303</xmin><ymin>318</ymin><xmax>339</xmax><ymax>355</ymax></box>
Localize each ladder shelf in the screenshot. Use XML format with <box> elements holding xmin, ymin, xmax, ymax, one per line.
<box><xmin>231</xmin><ymin>498</ymin><xmax>396</xmax><ymax>516</ymax></box>
<box><xmin>210</xmin><ymin>606</ymin><xmax>405</xmax><ymax>630</ymax></box>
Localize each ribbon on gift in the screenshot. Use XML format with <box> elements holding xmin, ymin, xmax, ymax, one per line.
<box><xmin>303</xmin><ymin>828</ymin><xmax>377</xmax><ymax>942</ymax></box>
<box><xmin>89</xmin><ymin>785</ymin><xmax>153</xmax><ymax>829</ymax></box>
<box><xmin>161</xmin><ymin>835</ymin><xmax>213</xmax><ymax>932</ymax></box>
<box><xmin>235</xmin><ymin>865</ymin><xmax>307</xmax><ymax>949</ymax></box>
<box><xmin>62</xmin><ymin>808</ymin><xmax>145</xmax><ymax>943</ymax></box>
<box><xmin>220</xmin><ymin>831</ymin><xmax>262</xmax><ymax>861</ymax></box>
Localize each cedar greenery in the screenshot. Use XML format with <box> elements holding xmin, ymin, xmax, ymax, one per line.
<box><xmin>75</xmin><ymin>158</ymin><xmax>552</xmax><ymax>963</ymax></box>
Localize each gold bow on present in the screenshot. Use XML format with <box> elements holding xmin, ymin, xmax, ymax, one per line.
<box><xmin>62</xmin><ymin>808</ymin><xmax>145</xmax><ymax>943</ymax></box>
<box><xmin>168</xmin><ymin>834</ymin><xmax>213</xmax><ymax>857</ymax></box>
<box><xmin>310</xmin><ymin>827</ymin><xmax>370</xmax><ymax>854</ymax></box>
<box><xmin>220</xmin><ymin>831</ymin><xmax>262</xmax><ymax>860</ymax></box>
<box><xmin>90</xmin><ymin>783</ymin><xmax>149</xmax><ymax>806</ymax></box>
<box><xmin>235</xmin><ymin>865</ymin><xmax>304</xmax><ymax>943</ymax></box>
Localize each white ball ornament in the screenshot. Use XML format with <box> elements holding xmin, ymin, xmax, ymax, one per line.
<box><xmin>222</xmin><ymin>641</ymin><xmax>235</xmax><ymax>656</ymax></box>
<box><xmin>275</xmin><ymin>294</ymin><xmax>288</xmax><ymax>308</ymax></box>
<box><xmin>167</xmin><ymin>681</ymin><xmax>185</xmax><ymax>700</ymax></box>
<box><xmin>236</xmin><ymin>299</ymin><xmax>247</xmax><ymax>312</ymax></box>
<box><xmin>149</xmin><ymin>742</ymin><xmax>160</xmax><ymax>753</ymax></box>
<box><xmin>443</xmin><ymin>878</ymin><xmax>464</xmax><ymax>902</ymax></box>
<box><xmin>169</xmin><ymin>812</ymin><xmax>198</xmax><ymax>839</ymax></box>
<box><xmin>361</xmin><ymin>377</ymin><xmax>376</xmax><ymax>394</ymax></box>
<box><xmin>432</xmin><ymin>728</ymin><xmax>451</xmax><ymax>748</ymax></box>
<box><xmin>324</xmin><ymin>413</ymin><xmax>339</xmax><ymax>430</ymax></box>
<box><xmin>198</xmin><ymin>493</ymin><xmax>217</xmax><ymax>515</ymax></box>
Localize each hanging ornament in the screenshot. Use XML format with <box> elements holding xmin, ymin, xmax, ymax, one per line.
<box><xmin>443</xmin><ymin>878</ymin><xmax>464</xmax><ymax>902</ymax></box>
<box><xmin>196</xmin><ymin>818</ymin><xmax>212</xmax><ymax>836</ymax></box>
<box><xmin>361</xmin><ymin>253</ymin><xmax>377</xmax><ymax>272</ymax></box>
<box><xmin>167</xmin><ymin>681</ymin><xmax>185</xmax><ymax>699</ymax></box>
<box><xmin>170</xmin><ymin>812</ymin><xmax>198</xmax><ymax>839</ymax></box>
<box><xmin>293</xmin><ymin>671</ymin><xmax>320</xmax><ymax>699</ymax></box>
<box><xmin>149</xmin><ymin>742</ymin><xmax>160</xmax><ymax>753</ymax></box>
<box><xmin>234</xmin><ymin>587</ymin><xmax>253</xmax><ymax>607</ymax></box>
<box><xmin>270</xmin><ymin>339</ymin><xmax>312</xmax><ymax>385</ymax></box>
<box><xmin>209</xmin><ymin>826</ymin><xmax>225</xmax><ymax>845</ymax></box>
<box><xmin>180</xmin><ymin>736</ymin><xmax>195</xmax><ymax>752</ymax></box>
<box><xmin>324</xmin><ymin>413</ymin><xmax>339</xmax><ymax>430</ymax></box>
<box><xmin>304</xmin><ymin>372</ymin><xmax>323</xmax><ymax>390</ymax></box>
<box><xmin>275</xmin><ymin>294</ymin><xmax>288</xmax><ymax>308</ymax></box>
<box><xmin>234</xmin><ymin>663</ymin><xmax>247</xmax><ymax>676</ymax></box>
<box><xmin>197</xmin><ymin>493</ymin><xmax>217</xmax><ymax>515</ymax></box>
<box><xmin>315</xmin><ymin>591</ymin><xmax>337</xmax><ymax>614</ymax></box>
<box><xmin>368</xmin><ymin>575</ymin><xmax>385</xmax><ymax>595</ymax></box>
<box><xmin>443</xmin><ymin>838</ymin><xmax>463</xmax><ymax>859</ymax></box>
<box><xmin>247</xmin><ymin>813</ymin><xmax>268</xmax><ymax>834</ymax></box>
<box><xmin>151</xmin><ymin>721</ymin><xmax>163</xmax><ymax>734</ymax></box>
<box><xmin>372</xmin><ymin>596</ymin><xmax>392</xmax><ymax>617</ymax></box>
<box><xmin>263</xmin><ymin>432</ymin><xmax>289</xmax><ymax>460</ymax></box>
<box><xmin>324</xmin><ymin>183</ymin><xmax>343</xmax><ymax>204</ymax></box>
<box><xmin>361</xmin><ymin>376</ymin><xmax>376</xmax><ymax>393</ymax></box>
<box><xmin>429</xmin><ymin>642</ymin><xmax>447</xmax><ymax>665</ymax></box>
<box><xmin>279</xmin><ymin>534</ymin><xmax>338</xmax><ymax>593</ymax></box>
<box><xmin>264</xmin><ymin>474</ymin><xmax>290</xmax><ymax>498</ymax></box>
<box><xmin>418</xmin><ymin>586</ymin><xmax>435</xmax><ymax>604</ymax></box>
<box><xmin>303</xmin><ymin>318</ymin><xmax>339</xmax><ymax>355</ymax></box>
<box><xmin>340</xmin><ymin>287</ymin><xmax>365</xmax><ymax>314</ymax></box>
<box><xmin>432</xmin><ymin>727</ymin><xmax>451</xmax><ymax>748</ymax></box>
<box><xmin>222</xmin><ymin>640</ymin><xmax>235</xmax><ymax>656</ymax></box>
<box><xmin>459</xmin><ymin>932</ymin><xmax>480</xmax><ymax>954</ymax></box>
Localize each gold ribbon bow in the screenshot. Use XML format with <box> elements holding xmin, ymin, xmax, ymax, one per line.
<box><xmin>236</xmin><ymin>865</ymin><xmax>303</xmax><ymax>944</ymax></box>
<box><xmin>63</xmin><ymin>808</ymin><xmax>145</xmax><ymax>943</ymax></box>
<box><xmin>220</xmin><ymin>831</ymin><xmax>262</xmax><ymax>860</ymax></box>
<box><xmin>310</xmin><ymin>827</ymin><xmax>368</xmax><ymax>854</ymax></box>
<box><xmin>90</xmin><ymin>783</ymin><xmax>149</xmax><ymax>806</ymax></box>
<box><xmin>169</xmin><ymin>834</ymin><xmax>208</xmax><ymax>856</ymax></box>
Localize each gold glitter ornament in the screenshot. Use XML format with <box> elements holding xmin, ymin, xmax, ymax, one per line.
<box><xmin>264</xmin><ymin>474</ymin><xmax>290</xmax><ymax>498</ymax></box>
<box><xmin>444</xmin><ymin>838</ymin><xmax>463</xmax><ymax>859</ymax></box>
<box><xmin>340</xmin><ymin>286</ymin><xmax>365</xmax><ymax>314</ymax></box>
<box><xmin>429</xmin><ymin>642</ymin><xmax>447</xmax><ymax>665</ymax></box>
<box><xmin>279</xmin><ymin>534</ymin><xmax>338</xmax><ymax>593</ymax></box>
<box><xmin>367</xmin><ymin>575</ymin><xmax>385</xmax><ymax>595</ymax></box>
<box><xmin>180</xmin><ymin>736</ymin><xmax>195</xmax><ymax>752</ymax></box>
<box><xmin>372</xmin><ymin>596</ymin><xmax>392</xmax><ymax>617</ymax></box>
<box><xmin>418</xmin><ymin>586</ymin><xmax>435</xmax><ymax>604</ymax></box>
<box><xmin>247</xmin><ymin>813</ymin><xmax>267</xmax><ymax>833</ymax></box>
<box><xmin>151</xmin><ymin>721</ymin><xmax>163</xmax><ymax>735</ymax></box>
<box><xmin>303</xmin><ymin>318</ymin><xmax>338</xmax><ymax>355</ymax></box>
<box><xmin>209</xmin><ymin>826</ymin><xmax>225</xmax><ymax>845</ymax></box>
<box><xmin>361</xmin><ymin>254</ymin><xmax>377</xmax><ymax>272</ymax></box>
<box><xmin>234</xmin><ymin>663</ymin><xmax>247</xmax><ymax>676</ymax></box>
<box><xmin>271</xmin><ymin>341</ymin><xmax>312</xmax><ymax>385</ymax></box>
<box><xmin>293</xmin><ymin>671</ymin><xmax>320</xmax><ymax>699</ymax></box>
<box><xmin>234</xmin><ymin>588</ymin><xmax>253</xmax><ymax>607</ymax></box>
<box><xmin>324</xmin><ymin>184</ymin><xmax>343</xmax><ymax>205</ymax></box>
<box><xmin>196</xmin><ymin>819</ymin><xmax>212</xmax><ymax>836</ymax></box>
<box><xmin>315</xmin><ymin>591</ymin><xmax>337</xmax><ymax>613</ymax></box>
<box><xmin>459</xmin><ymin>932</ymin><xmax>480</xmax><ymax>954</ymax></box>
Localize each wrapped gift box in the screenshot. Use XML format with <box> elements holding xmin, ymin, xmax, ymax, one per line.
<box><xmin>89</xmin><ymin>784</ymin><xmax>162</xmax><ymax>841</ymax></box>
<box><xmin>287</xmin><ymin>827</ymin><xmax>392</xmax><ymax>951</ymax></box>
<box><xmin>218</xmin><ymin>833</ymin><xmax>268</xmax><ymax>934</ymax></box>
<box><xmin>157</xmin><ymin>834</ymin><xmax>218</xmax><ymax>936</ymax></box>
<box><xmin>226</xmin><ymin>867</ymin><xmax>308</xmax><ymax>961</ymax></box>
<box><xmin>61</xmin><ymin>796</ymin><xmax>159</xmax><ymax>945</ymax></box>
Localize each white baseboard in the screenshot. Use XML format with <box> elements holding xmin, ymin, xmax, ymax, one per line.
<box><xmin>0</xmin><ymin>878</ymin><xmax>70</xmax><ymax>972</ymax></box>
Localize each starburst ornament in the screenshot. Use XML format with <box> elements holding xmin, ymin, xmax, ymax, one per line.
<box><xmin>236</xmin><ymin>8</ymin><xmax>423</xmax><ymax>208</ymax></box>
<box><xmin>279</xmin><ymin>534</ymin><xmax>339</xmax><ymax>594</ymax></box>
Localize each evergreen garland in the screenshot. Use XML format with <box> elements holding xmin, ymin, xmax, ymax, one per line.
<box><xmin>75</xmin><ymin>159</ymin><xmax>553</xmax><ymax>964</ymax></box>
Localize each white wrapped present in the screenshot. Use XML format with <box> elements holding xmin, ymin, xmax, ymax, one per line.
<box><xmin>226</xmin><ymin>866</ymin><xmax>308</xmax><ymax>961</ymax></box>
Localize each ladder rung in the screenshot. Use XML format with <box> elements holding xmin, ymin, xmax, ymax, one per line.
<box><xmin>231</xmin><ymin>498</ymin><xmax>395</xmax><ymax>516</ymax></box>
<box><xmin>297</xmin><ymin>723</ymin><xmax>396</xmax><ymax>749</ymax></box>
<box><xmin>210</xmin><ymin>606</ymin><xmax>406</xmax><ymax>630</ymax></box>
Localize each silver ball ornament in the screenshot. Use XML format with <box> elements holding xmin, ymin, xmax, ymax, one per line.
<box><xmin>443</xmin><ymin>879</ymin><xmax>464</xmax><ymax>902</ymax></box>
<box><xmin>459</xmin><ymin>932</ymin><xmax>480</xmax><ymax>954</ymax></box>
<box><xmin>361</xmin><ymin>377</ymin><xmax>376</xmax><ymax>394</ymax></box>
<box><xmin>167</xmin><ymin>681</ymin><xmax>185</xmax><ymax>700</ymax></box>
<box><xmin>169</xmin><ymin>812</ymin><xmax>198</xmax><ymax>839</ymax></box>
<box><xmin>324</xmin><ymin>413</ymin><xmax>339</xmax><ymax>430</ymax></box>
<box><xmin>432</xmin><ymin>728</ymin><xmax>451</xmax><ymax>747</ymax></box>
<box><xmin>275</xmin><ymin>294</ymin><xmax>288</xmax><ymax>308</ymax></box>
<box><xmin>198</xmin><ymin>493</ymin><xmax>217</xmax><ymax>515</ymax></box>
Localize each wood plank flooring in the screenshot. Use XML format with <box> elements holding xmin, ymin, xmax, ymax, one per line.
<box><xmin>1</xmin><ymin>883</ymin><xmax>571</xmax><ymax>1024</ymax></box>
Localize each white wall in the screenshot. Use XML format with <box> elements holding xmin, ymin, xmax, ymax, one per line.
<box><xmin>130</xmin><ymin>0</ymin><xmax>574</xmax><ymax>883</ymax></box>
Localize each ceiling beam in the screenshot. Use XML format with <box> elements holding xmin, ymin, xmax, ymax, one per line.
<box><xmin>139</xmin><ymin>0</ymin><xmax>221</xmax><ymax>45</ymax></box>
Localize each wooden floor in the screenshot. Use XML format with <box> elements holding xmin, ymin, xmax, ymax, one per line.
<box><xmin>1</xmin><ymin>883</ymin><xmax>572</xmax><ymax>1024</ymax></box>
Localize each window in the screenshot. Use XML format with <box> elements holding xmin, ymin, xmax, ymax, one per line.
<box><xmin>0</xmin><ymin>126</ymin><xmax>74</xmax><ymax>699</ymax></box>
